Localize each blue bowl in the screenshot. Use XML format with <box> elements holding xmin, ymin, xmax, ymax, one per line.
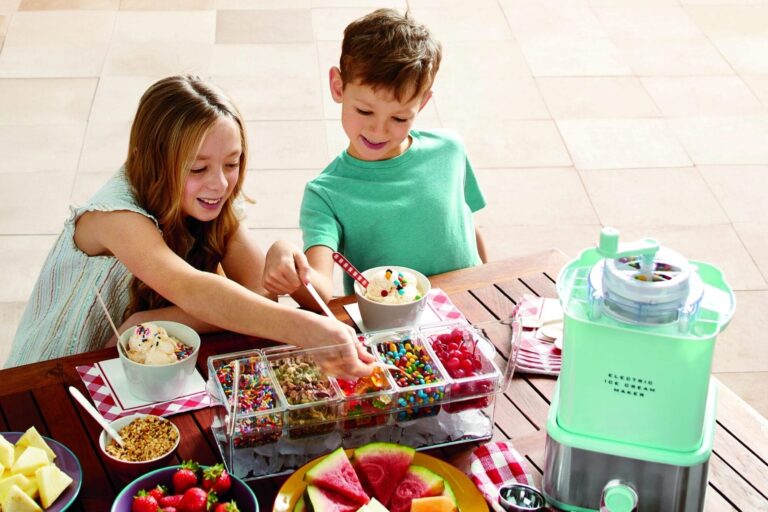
<box><xmin>110</xmin><ymin>465</ymin><xmax>258</xmax><ymax>512</ymax></box>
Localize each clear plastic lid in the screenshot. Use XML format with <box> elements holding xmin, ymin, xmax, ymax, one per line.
<box><xmin>589</xmin><ymin>247</ymin><xmax>704</xmax><ymax>325</ymax></box>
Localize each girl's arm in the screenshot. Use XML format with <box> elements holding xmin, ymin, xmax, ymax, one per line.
<box><xmin>78</xmin><ymin>210</ymin><xmax>374</xmax><ymax>376</ymax></box>
<box><xmin>114</xmin><ymin>223</ymin><xmax>274</xmax><ymax>337</ymax></box>
<box><xmin>219</xmin><ymin>222</ymin><xmax>276</xmax><ymax>300</ymax></box>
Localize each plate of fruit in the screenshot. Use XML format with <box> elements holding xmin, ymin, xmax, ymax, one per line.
<box><xmin>110</xmin><ymin>461</ymin><xmax>258</xmax><ymax>512</ymax></box>
<box><xmin>0</xmin><ymin>427</ymin><xmax>82</xmax><ymax>511</ymax></box>
<box><xmin>273</xmin><ymin>442</ymin><xmax>487</xmax><ymax>512</ymax></box>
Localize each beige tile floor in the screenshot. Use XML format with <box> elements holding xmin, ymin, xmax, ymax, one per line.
<box><xmin>0</xmin><ymin>0</ymin><xmax>766</xmax><ymax>418</ymax></box>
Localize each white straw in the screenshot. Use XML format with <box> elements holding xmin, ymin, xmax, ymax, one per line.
<box><xmin>94</xmin><ymin>286</ymin><xmax>121</xmax><ymax>341</ymax></box>
<box><xmin>229</xmin><ymin>360</ymin><xmax>240</xmax><ymax>438</ymax></box>
<box><xmin>306</xmin><ymin>282</ymin><xmax>334</xmax><ymax>317</ymax></box>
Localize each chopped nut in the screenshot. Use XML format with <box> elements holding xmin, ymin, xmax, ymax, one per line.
<box><xmin>105</xmin><ymin>416</ymin><xmax>178</xmax><ymax>462</ymax></box>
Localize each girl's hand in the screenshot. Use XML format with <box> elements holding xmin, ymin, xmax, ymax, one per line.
<box><xmin>263</xmin><ymin>240</ymin><xmax>312</xmax><ymax>296</ymax></box>
<box><xmin>303</xmin><ymin>315</ymin><xmax>377</xmax><ymax>379</ymax></box>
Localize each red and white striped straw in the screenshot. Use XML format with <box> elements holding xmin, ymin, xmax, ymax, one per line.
<box><xmin>332</xmin><ymin>252</ymin><xmax>369</xmax><ymax>288</ymax></box>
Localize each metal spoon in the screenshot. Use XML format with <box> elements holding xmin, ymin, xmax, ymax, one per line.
<box><xmin>68</xmin><ymin>386</ymin><xmax>125</xmax><ymax>448</ymax></box>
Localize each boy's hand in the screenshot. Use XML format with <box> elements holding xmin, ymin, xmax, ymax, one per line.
<box><xmin>263</xmin><ymin>240</ymin><xmax>312</xmax><ymax>295</ymax></box>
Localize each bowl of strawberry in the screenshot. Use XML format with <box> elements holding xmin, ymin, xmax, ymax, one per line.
<box><xmin>110</xmin><ymin>460</ymin><xmax>258</xmax><ymax>512</ymax></box>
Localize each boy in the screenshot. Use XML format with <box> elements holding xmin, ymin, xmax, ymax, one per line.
<box><xmin>263</xmin><ymin>8</ymin><xmax>486</xmax><ymax>307</ymax></box>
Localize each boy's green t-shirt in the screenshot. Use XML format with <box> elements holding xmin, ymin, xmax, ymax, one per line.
<box><xmin>300</xmin><ymin>129</ymin><xmax>486</xmax><ymax>294</ymax></box>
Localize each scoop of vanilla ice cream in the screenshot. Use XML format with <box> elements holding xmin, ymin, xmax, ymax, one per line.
<box><xmin>126</xmin><ymin>323</ymin><xmax>182</xmax><ymax>365</ymax></box>
<box><xmin>364</xmin><ymin>268</ymin><xmax>421</xmax><ymax>304</ymax></box>
<box><xmin>143</xmin><ymin>337</ymin><xmax>178</xmax><ymax>365</ymax></box>
<box><xmin>126</xmin><ymin>323</ymin><xmax>160</xmax><ymax>363</ymax></box>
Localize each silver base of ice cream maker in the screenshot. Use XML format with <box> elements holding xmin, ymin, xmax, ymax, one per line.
<box><xmin>542</xmin><ymin>436</ymin><xmax>709</xmax><ymax>511</ymax></box>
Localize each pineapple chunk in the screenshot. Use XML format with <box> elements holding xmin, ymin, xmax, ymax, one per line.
<box><xmin>22</xmin><ymin>477</ymin><xmax>39</xmax><ymax>500</ymax></box>
<box><xmin>0</xmin><ymin>436</ymin><xmax>15</xmax><ymax>468</ymax></box>
<box><xmin>0</xmin><ymin>475</ymin><xmax>32</xmax><ymax>504</ymax></box>
<box><xmin>15</xmin><ymin>429</ymin><xmax>55</xmax><ymax>463</ymax></box>
<box><xmin>10</xmin><ymin>448</ymin><xmax>48</xmax><ymax>477</ymax></box>
<box><xmin>2</xmin><ymin>484</ymin><xmax>43</xmax><ymax>512</ymax></box>
<box><xmin>13</xmin><ymin>445</ymin><xmax>25</xmax><ymax>464</ymax></box>
<box><xmin>35</xmin><ymin>466</ymin><xmax>72</xmax><ymax>509</ymax></box>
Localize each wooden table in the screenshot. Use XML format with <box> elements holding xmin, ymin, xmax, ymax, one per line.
<box><xmin>1</xmin><ymin>250</ymin><xmax>766</xmax><ymax>511</ymax></box>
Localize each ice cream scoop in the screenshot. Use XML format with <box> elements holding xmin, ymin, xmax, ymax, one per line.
<box><xmin>125</xmin><ymin>323</ymin><xmax>188</xmax><ymax>365</ymax></box>
<box><xmin>364</xmin><ymin>268</ymin><xmax>422</xmax><ymax>304</ymax></box>
<box><xmin>355</xmin><ymin>266</ymin><xmax>431</xmax><ymax>331</ymax></box>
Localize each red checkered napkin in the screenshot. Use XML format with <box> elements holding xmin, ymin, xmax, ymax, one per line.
<box><xmin>76</xmin><ymin>363</ymin><xmax>210</xmax><ymax>421</ymax></box>
<box><xmin>469</xmin><ymin>442</ymin><xmax>534</xmax><ymax>512</ymax></box>
<box><xmin>428</xmin><ymin>289</ymin><xmax>466</xmax><ymax>322</ymax></box>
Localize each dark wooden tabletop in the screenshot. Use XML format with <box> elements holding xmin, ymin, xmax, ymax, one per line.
<box><xmin>1</xmin><ymin>250</ymin><xmax>766</xmax><ymax>511</ymax></box>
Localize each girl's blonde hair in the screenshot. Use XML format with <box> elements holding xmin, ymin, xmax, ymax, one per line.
<box><xmin>124</xmin><ymin>75</ymin><xmax>248</xmax><ymax>317</ymax></box>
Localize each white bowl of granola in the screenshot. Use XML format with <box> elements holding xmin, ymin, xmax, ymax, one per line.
<box><xmin>99</xmin><ymin>414</ymin><xmax>180</xmax><ymax>479</ymax></box>
<box><xmin>117</xmin><ymin>321</ymin><xmax>200</xmax><ymax>402</ymax></box>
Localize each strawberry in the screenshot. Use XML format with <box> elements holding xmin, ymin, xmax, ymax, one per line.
<box><xmin>131</xmin><ymin>490</ymin><xmax>159</xmax><ymax>512</ymax></box>
<box><xmin>178</xmin><ymin>487</ymin><xmax>215</xmax><ymax>512</ymax></box>
<box><xmin>163</xmin><ymin>509</ymin><xmax>178</xmax><ymax>512</ymax></box>
<box><xmin>148</xmin><ymin>485</ymin><xmax>168</xmax><ymax>502</ymax></box>
<box><xmin>159</xmin><ymin>495</ymin><xmax>184</xmax><ymax>508</ymax></box>
<box><xmin>172</xmin><ymin>460</ymin><xmax>200</xmax><ymax>495</ymax></box>
<box><xmin>202</xmin><ymin>464</ymin><xmax>232</xmax><ymax>495</ymax></box>
<box><xmin>214</xmin><ymin>501</ymin><xmax>240</xmax><ymax>512</ymax></box>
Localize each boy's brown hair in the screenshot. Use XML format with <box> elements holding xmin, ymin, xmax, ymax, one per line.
<box><xmin>339</xmin><ymin>8</ymin><xmax>442</xmax><ymax>102</ymax></box>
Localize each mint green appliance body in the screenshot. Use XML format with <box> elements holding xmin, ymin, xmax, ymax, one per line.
<box><xmin>556</xmin><ymin>251</ymin><xmax>733</xmax><ymax>452</ymax></box>
<box><xmin>542</xmin><ymin>228</ymin><xmax>735</xmax><ymax>511</ymax></box>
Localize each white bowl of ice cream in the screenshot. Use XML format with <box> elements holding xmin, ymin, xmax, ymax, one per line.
<box><xmin>117</xmin><ymin>321</ymin><xmax>200</xmax><ymax>402</ymax></box>
<box><xmin>354</xmin><ymin>266</ymin><xmax>431</xmax><ymax>331</ymax></box>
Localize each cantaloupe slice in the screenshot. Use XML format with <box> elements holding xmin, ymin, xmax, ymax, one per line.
<box><xmin>2</xmin><ymin>484</ymin><xmax>43</xmax><ymax>512</ymax></box>
<box><xmin>15</xmin><ymin>428</ymin><xmax>55</xmax><ymax>463</ymax></box>
<box><xmin>36</xmin><ymin>465</ymin><xmax>73</xmax><ymax>508</ymax></box>
<box><xmin>11</xmin><ymin>447</ymin><xmax>49</xmax><ymax>477</ymax></box>
<box><xmin>410</xmin><ymin>496</ymin><xmax>458</xmax><ymax>512</ymax></box>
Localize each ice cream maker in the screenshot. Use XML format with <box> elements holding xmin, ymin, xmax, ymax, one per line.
<box><xmin>542</xmin><ymin>227</ymin><xmax>736</xmax><ymax>511</ymax></box>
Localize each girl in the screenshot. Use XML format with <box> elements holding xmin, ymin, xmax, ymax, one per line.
<box><xmin>7</xmin><ymin>75</ymin><xmax>374</xmax><ymax>378</ymax></box>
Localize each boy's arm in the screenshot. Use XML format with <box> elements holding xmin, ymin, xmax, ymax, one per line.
<box><xmin>476</xmin><ymin>226</ymin><xmax>488</xmax><ymax>263</ymax></box>
<box><xmin>262</xmin><ymin>241</ymin><xmax>335</xmax><ymax>312</ymax></box>
<box><xmin>294</xmin><ymin>245</ymin><xmax>336</xmax><ymax>306</ymax></box>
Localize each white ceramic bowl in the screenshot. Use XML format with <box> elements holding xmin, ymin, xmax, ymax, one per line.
<box><xmin>99</xmin><ymin>413</ymin><xmax>180</xmax><ymax>480</ymax></box>
<box><xmin>354</xmin><ymin>266</ymin><xmax>431</xmax><ymax>331</ymax></box>
<box><xmin>117</xmin><ymin>321</ymin><xmax>200</xmax><ymax>402</ymax></box>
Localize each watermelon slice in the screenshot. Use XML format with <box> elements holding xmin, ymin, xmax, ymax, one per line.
<box><xmin>388</xmin><ymin>466</ymin><xmax>445</xmax><ymax>512</ymax></box>
<box><xmin>304</xmin><ymin>485</ymin><xmax>360</xmax><ymax>512</ymax></box>
<box><xmin>442</xmin><ymin>480</ymin><xmax>457</xmax><ymax>505</ymax></box>
<box><xmin>353</xmin><ymin>442</ymin><xmax>415</xmax><ymax>506</ymax></box>
<box><xmin>305</xmin><ymin>447</ymin><xmax>369</xmax><ymax>505</ymax></box>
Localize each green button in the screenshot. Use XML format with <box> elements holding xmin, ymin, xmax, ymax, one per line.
<box><xmin>604</xmin><ymin>485</ymin><xmax>637</xmax><ymax>512</ymax></box>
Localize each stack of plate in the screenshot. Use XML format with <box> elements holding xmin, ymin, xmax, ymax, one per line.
<box><xmin>515</xmin><ymin>296</ymin><xmax>562</xmax><ymax>376</ymax></box>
